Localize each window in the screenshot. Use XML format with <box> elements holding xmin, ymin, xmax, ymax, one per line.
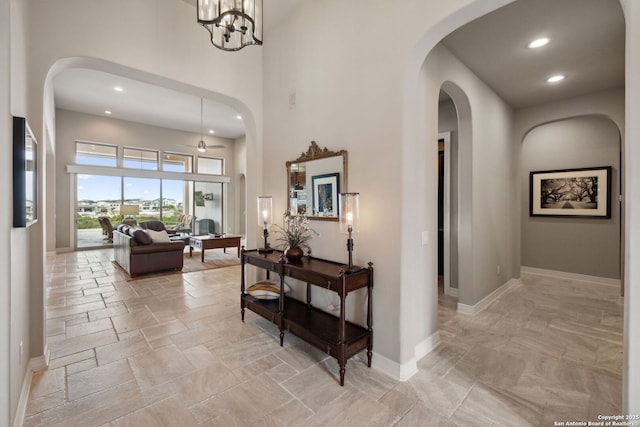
<box><xmin>76</xmin><ymin>142</ymin><xmax>117</xmax><ymax>167</ymax></box>
<box><xmin>198</xmin><ymin>156</ymin><xmax>224</xmax><ymax>175</ymax></box>
<box><xmin>123</xmin><ymin>147</ymin><xmax>159</xmax><ymax>170</ymax></box>
<box><xmin>162</xmin><ymin>152</ymin><xmax>193</xmax><ymax>172</ymax></box>
<box><xmin>70</xmin><ymin>142</ymin><xmax>226</xmax><ymax>248</ymax></box>
<box><xmin>123</xmin><ymin>177</ymin><xmax>161</xmax><ymax>221</ymax></box>
<box><xmin>162</xmin><ymin>179</ymin><xmax>192</xmax><ymax>223</ymax></box>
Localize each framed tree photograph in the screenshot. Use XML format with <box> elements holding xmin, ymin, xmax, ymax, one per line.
<box><xmin>530</xmin><ymin>166</ymin><xmax>612</xmax><ymax>218</ymax></box>
<box><xmin>311</xmin><ymin>173</ymin><xmax>340</xmax><ymax>217</ymax></box>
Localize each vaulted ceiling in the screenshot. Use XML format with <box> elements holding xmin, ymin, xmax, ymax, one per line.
<box><xmin>53</xmin><ymin>0</ymin><xmax>624</xmax><ymax>139</ymax></box>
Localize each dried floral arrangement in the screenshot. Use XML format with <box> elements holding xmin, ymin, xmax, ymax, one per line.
<box><xmin>273</xmin><ymin>211</ymin><xmax>320</xmax><ymax>255</ymax></box>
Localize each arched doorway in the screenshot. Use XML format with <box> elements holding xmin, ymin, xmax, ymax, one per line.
<box><xmin>400</xmin><ymin>3</ymin><xmax>633</xmax><ymax>410</ymax></box>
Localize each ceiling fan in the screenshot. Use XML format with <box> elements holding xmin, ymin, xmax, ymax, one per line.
<box><xmin>180</xmin><ymin>98</ymin><xmax>224</xmax><ymax>152</ymax></box>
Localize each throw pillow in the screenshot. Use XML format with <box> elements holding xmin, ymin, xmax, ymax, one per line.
<box><xmin>145</xmin><ymin>229</ymin><xmax>171</xmax><ymax>243</ymax></box>
<box><xmin>246</xmin><ymin>281</ymin><xmax>291</xmax><ymax>300</ymax></box>
<box><xmin>132</xmin><ymin>229</ymin><xmax>153</xmax><ymax>245</ymax></box>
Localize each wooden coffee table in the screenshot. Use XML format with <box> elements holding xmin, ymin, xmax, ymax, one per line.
<box><xmin>189</xmin><ymin>235</ymin><xmax>242</xmax><ymax>262</ymax></box>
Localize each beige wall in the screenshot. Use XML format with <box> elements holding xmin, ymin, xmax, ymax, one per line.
<box><xmin>7</xmin><ymin>0</ymin><xmax>41</xmax><ymax>424</ymax></box>
<box><xmin>2</xmin><ymin>0</ymin><xmax>13</xmax><ymax>422</ymax></box>
<box><xmin>261</xmin><ymin>0</ymin><xmax>518</xmax><ymax>377</ymax></box>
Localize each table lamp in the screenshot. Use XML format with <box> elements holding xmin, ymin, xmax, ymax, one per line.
<box><xmin>258</xmin><ymin>196</ymin><xmax>274</xmax><ymax>253</ymax></box>
<box><xmin>339</xmin><ymin>193</ymin><xmax>360</xmax><ymax>272</ymax></box>
<box><xmin>120</xmin><ymin>204</ymin><xmax>139</xmax><ymax>223</ymax></box>
<box><xmin>289</xmin><ymin>196</ymin><xmax>298</xmax><ymax>215</ymax></box>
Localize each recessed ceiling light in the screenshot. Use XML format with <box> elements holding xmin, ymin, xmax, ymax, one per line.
<box><xmin>114</xmin><ymin>86</ymin><xmax>124</xmax><ymax>92</ymax></box>
<box><xmin>236</xmin><ymin>115</ymin><xmax>242</xmax><ymax>120</ymax></box>
<box><xmin>104</xmin><ymin>110</ymin><xmax>112</xmax><ymax>115</ymax></box>
<box><xmin>528</xmin><ymin>37</ymin><xmax>550</xmax><ymax>49</ymax></box>
<box><xmin>547</xmin><ymin>74</ymin><xmax>566</xmax><ymax>83</ymax></box>
<box><xmin>208</xmin><ymin>129</ymin><xmax>215</xmax><ymax>134</ymax></box>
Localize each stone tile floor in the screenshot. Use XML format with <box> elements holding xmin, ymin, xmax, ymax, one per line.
<box><xmin>24</xmin><ymin>249</ymin><xmax>623</xmax><ymax>426</ymax></box>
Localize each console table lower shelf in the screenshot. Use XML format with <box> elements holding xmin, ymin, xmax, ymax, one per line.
<box><xmin>242</xmin><ymin>294</ymin><xmax>371</xmax><ymax>365</ymax></box>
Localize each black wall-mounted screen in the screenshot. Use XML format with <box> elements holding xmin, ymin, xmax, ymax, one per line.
<box><xmin>13</xmin><ymin>116</ymin><xmax>38</xmax><ymax>227</ymax></box>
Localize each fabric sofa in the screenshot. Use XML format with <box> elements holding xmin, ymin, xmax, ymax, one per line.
<box><xmin>138</xmin><ymin>220</ymin><xmax>172</xmax><ymax>234</ymax></box>
<box><xmin>113</xmin><ymin>225</ymin><xmax>186</xmax><ymax>277</ymax></box>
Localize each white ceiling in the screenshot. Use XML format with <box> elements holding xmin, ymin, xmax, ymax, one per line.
<box><xmin>441</xmin><ymin>0</ymin><xmax>624</xmax><ymax>108</ymax></box>
<box><xmin>54</xmin><ymin>69</ymin><xmax>247</xmax><ymax>139</ymax></box>
<box><xmin>53</xmin><ymin>0</ymin><xmax>625</xmax><ymax>139</ymax></box>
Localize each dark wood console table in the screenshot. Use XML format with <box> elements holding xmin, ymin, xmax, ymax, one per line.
<box><xmin>240</xmin><ymin>249</ymin><xmax>373</xmax><ymax>386</ymax></box>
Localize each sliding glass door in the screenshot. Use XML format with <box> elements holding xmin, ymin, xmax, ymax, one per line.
<box><xmin>76</xmin><ymin>174</ymin><xmax>121</xmax><ymax>249</ymax></box>
<box><xmin>75</xmin><ymin>174</ymin><xmax>219</xmax><ymax>249</ymax></box>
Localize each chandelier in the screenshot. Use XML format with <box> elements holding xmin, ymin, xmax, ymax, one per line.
<box><xmin>197</xmin><ymin>0</ymin><xmax>263</xmax><ymax>51</ymax></box>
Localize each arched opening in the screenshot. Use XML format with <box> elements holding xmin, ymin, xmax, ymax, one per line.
<box><xmin>38</xmin><ymin>56</ymin><xmax>259</xmax><ymax>363</ymax></box>
<box><xmin>437</xmin><ymin>89</ymin><xmax>461</xmax><ymax>303</ymax></box>
<box><xmin>42</xmin><ymin>57</ymin><xmax>255</xmax><ymax>252</ymax></box>
<box><xmin>401</xmin><ymin>1</ymin><xmax>629</xmax><ymax>410</ymax></box>
<box><xmin>521</xmin><ymin>115</ymin><xmax>623</xmax><ymax>283</ymax></box>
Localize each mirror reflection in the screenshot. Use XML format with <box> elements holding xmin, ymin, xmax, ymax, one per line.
<box><xmin>286</xmin><ymin>142</ymin><xmax>348</xmax><ymax>221</ymax></box>
<box><xmin>25</xmin><ymin>129</ymin><xmax>36</xmax><ymax>224</ymax></box>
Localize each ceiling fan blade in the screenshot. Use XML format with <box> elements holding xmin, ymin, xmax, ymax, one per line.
<box><xmin>175</xmin><ymin>143</ymin><xmax>225</xmax><ymax>150</ymax></box>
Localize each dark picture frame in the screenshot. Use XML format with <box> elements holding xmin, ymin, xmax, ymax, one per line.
<box><xmin>13</xmin><ymin>116</ymin><xmax>38</xmax><ymax>227</ymax></box>
<box><xmin>194</xmin><ymin>190</ymin><xmax>205</xmax><ymax>207</ymax></box>
<box><xmin>311</xmin><ymin>173</ymin><xmax>340</xmax><ymax>217</ymax></box>
<box><xmin>530</xmin><ymin>166</ymin><xmax>612</xmax><ymax>218</ymax></box>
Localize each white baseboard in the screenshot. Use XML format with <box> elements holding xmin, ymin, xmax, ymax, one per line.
<box><xmin>457</xmin><ymin>278</ymin><xmax>520</xmax><ymax>316</ymax></box>
<box><xmin>372</xmin><ymin>351</ymin><xmax>417</xmax><ymax>382</ymax></box>
<box><xmin>371</xmin><ymin>331</ymin><xmax>440</xmax><ymax>382</ymax></box>
<box><xmin>56</xmin><ymin>247</ymin><xmax>74</xmax><ymax>254</ymax></box>
<box><xmin>14</xmin><ymin>347</ymin><xmax>49</xmax><ymax>427</ymax></box>
<box><xmin>520</xmin><ymin>266</ymin><xmax>621</xmax><ymax>287</ymax></box>
<box><xmin>448</xmin><ymin>287</ymin><xmax>459</xmax><ymax>298</ymax></box>
<box><xmin>31</xmin><ymin>344</ymin><xmax>50</xmax><ymax>372</ymax></box>
<box><xmin>414</xmin><ymin>331</ymin><xmax>440</xmax><ymax>360</ymax></box>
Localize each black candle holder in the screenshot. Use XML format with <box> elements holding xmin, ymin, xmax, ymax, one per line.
<box><xmin>258</xmin><ymin>227</ymin><xmax>274</xmax><ymax>253</ymax></box>
<box><xmin>344</xmin><ymin>225</ymin><xmax>360</xmax><ymax>273</ymax></box>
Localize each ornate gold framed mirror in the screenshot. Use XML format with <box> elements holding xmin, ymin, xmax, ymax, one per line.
<box><xmin>286</xmin><ymin>141</ymin><xmax>348</xmax><ymax>221</ymax></box>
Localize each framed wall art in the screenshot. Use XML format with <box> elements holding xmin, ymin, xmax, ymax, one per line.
<box><xmin>311</xmin><ymin>173</ymin><xmax>340</xmax><ymax>217</ymax></box>
<box><xmin>530</xmin><ymin>166</ymin><xmax>612</xmax><ymax>218</ymax></box>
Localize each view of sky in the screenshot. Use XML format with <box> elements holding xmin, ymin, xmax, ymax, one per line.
<box><xmin>76</xmin><ymin>155</ymin><xmax>185</xmax><ymax>202</ymax></box>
